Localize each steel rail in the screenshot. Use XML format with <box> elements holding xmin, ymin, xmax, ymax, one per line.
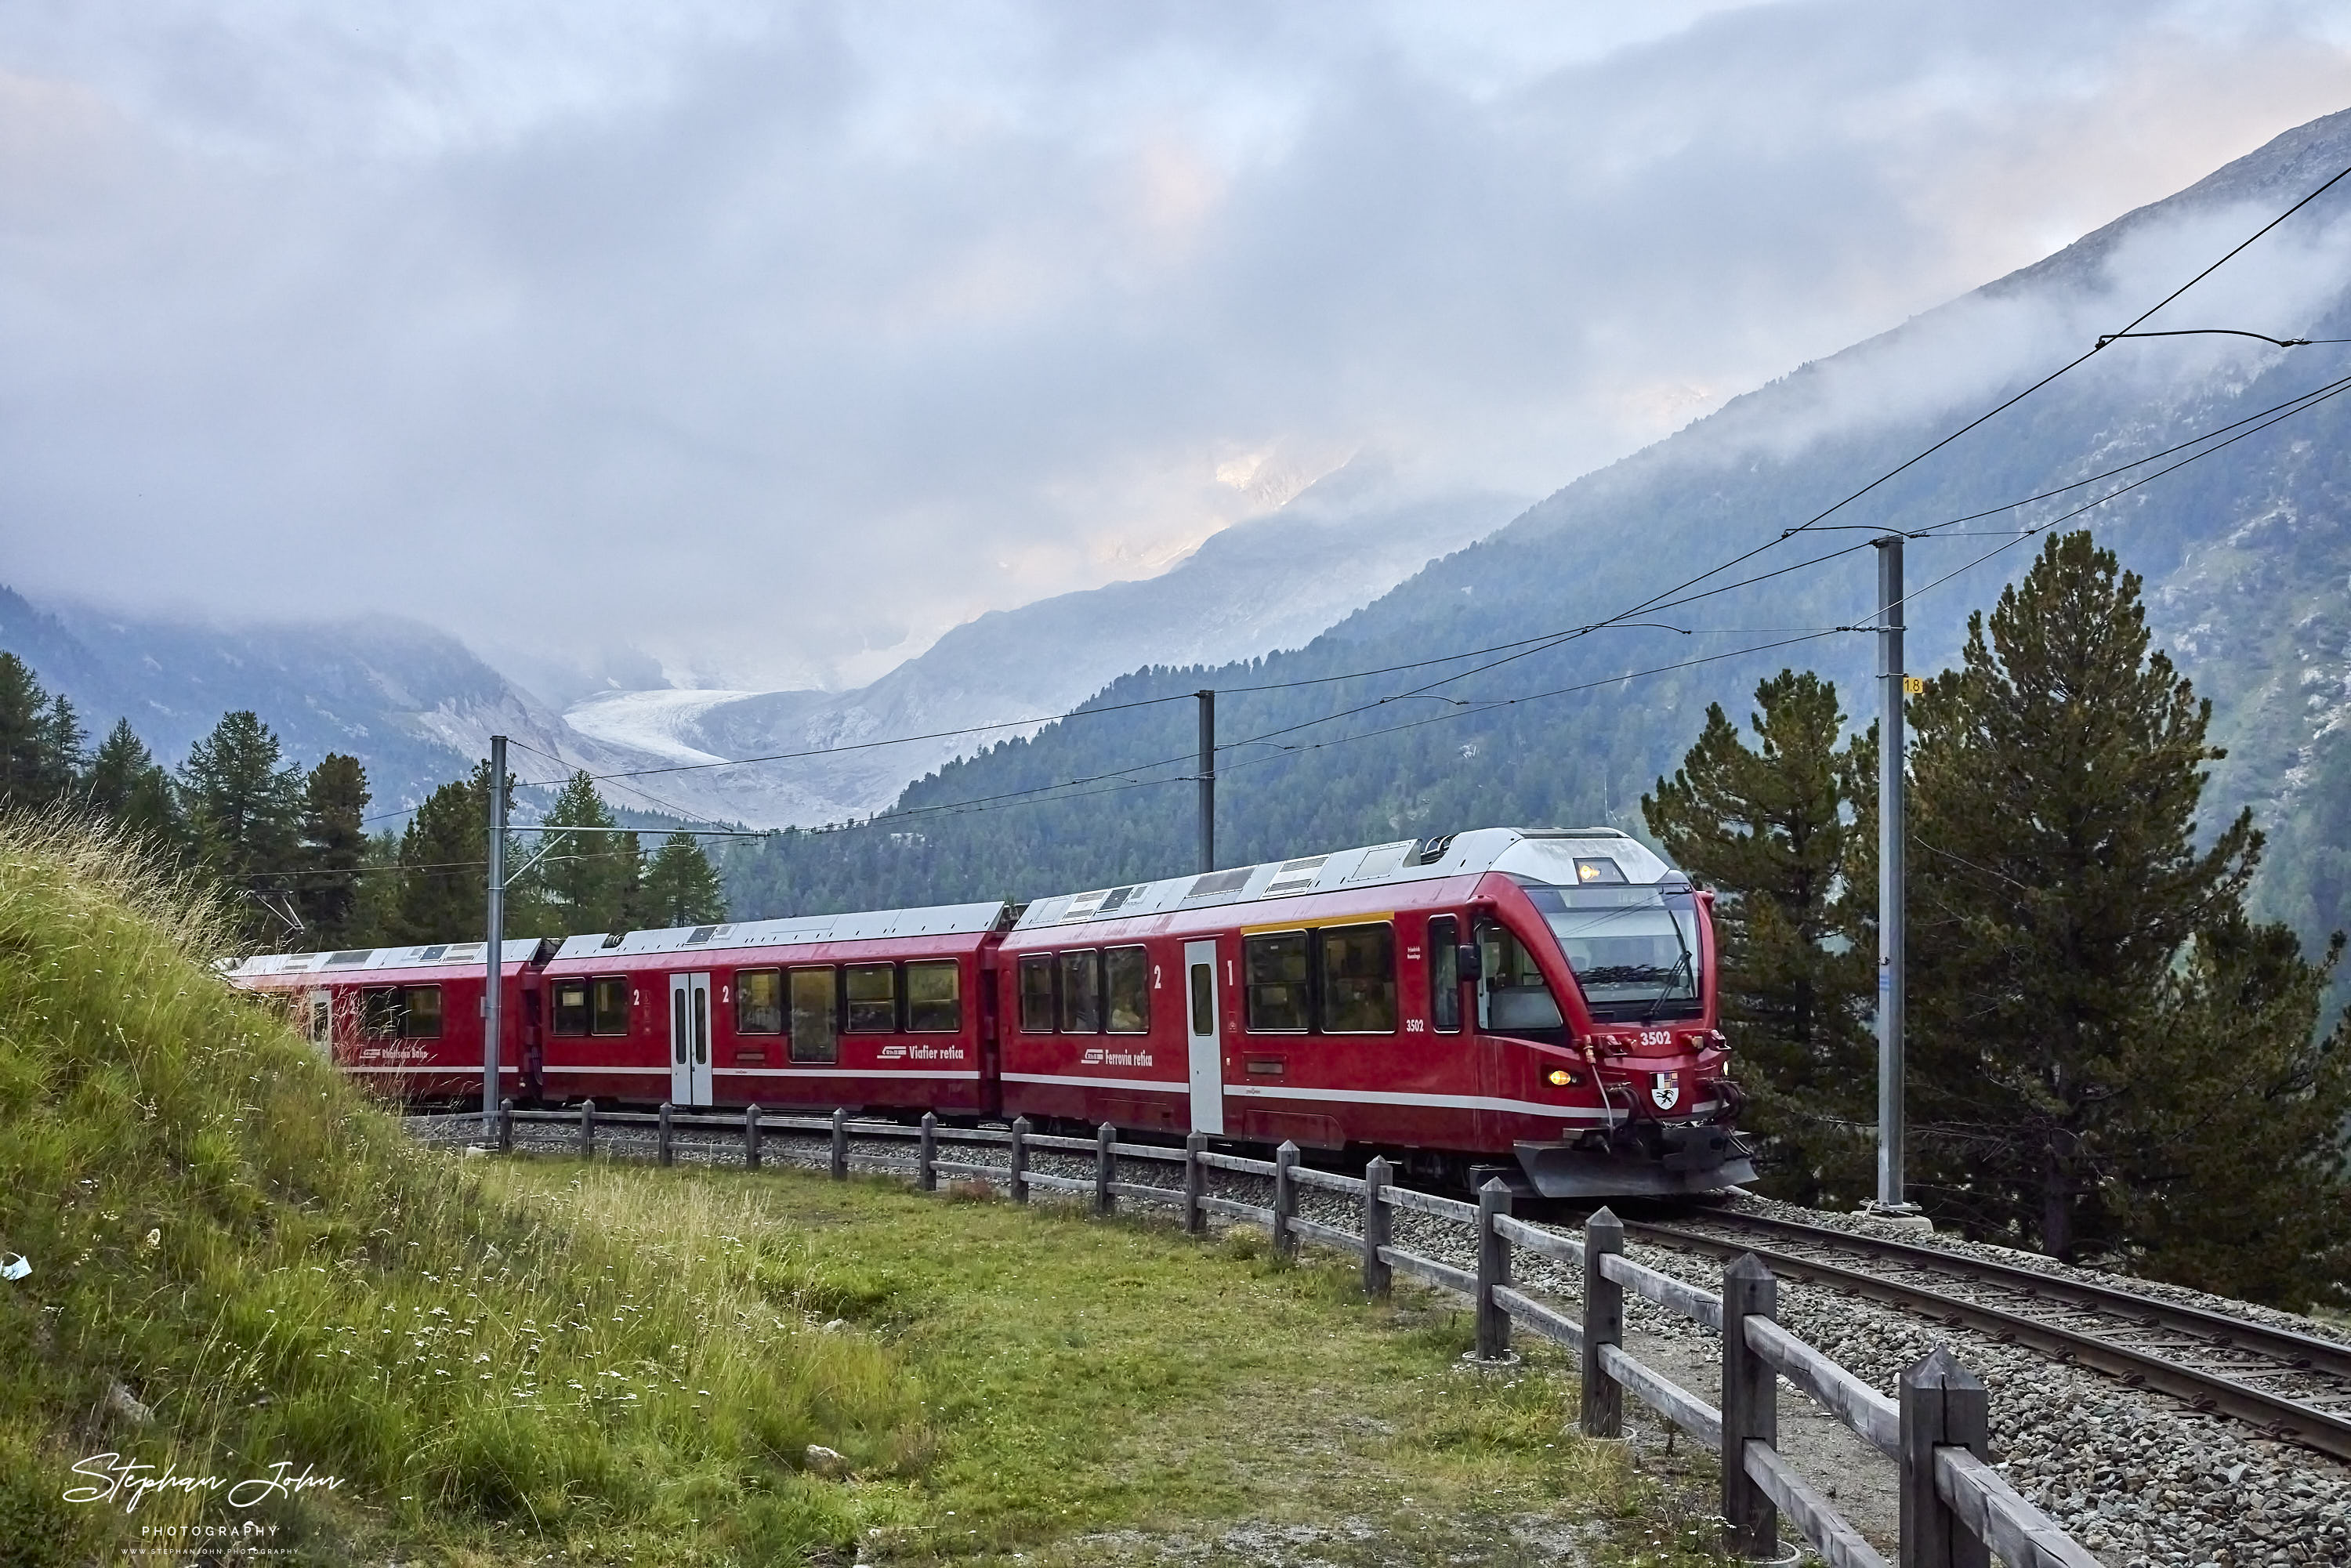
<box><xmin>1677</xmin><ymin>1211</ymin><xmax>2351</xmax><ymax>1380</ymax></box>
<box><xmin>1628</xmin><ymin>1213</ymin><xmax>2351</xmax><ymax>1465</ymax></box>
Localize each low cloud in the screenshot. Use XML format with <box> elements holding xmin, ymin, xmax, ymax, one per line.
<box><xmin>2</xmin><ymin>1</ymin><xmax>2349</xmax><ymax>690</ymax></box>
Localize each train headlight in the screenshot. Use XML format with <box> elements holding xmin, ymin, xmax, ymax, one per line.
<box><xmin>1546</xmin><ymin>1068</ymin><xmax>1582</xmax><ymax>1088</ymax></box>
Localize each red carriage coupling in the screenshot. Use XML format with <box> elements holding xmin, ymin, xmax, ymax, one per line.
<box><xmin>221</xmin><ymin>827</ymin><xmax>1753</xmax><ymax>1199</ymax></box>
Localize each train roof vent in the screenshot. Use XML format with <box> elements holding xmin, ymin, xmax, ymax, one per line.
<box><xmin>444</xmin><ymin>943</ymin><xmax>486</xmax><ymax>962</ymax></box>
<box><xmin>600</xmin><ymin>931</ymin><xmax>627</xmax><ymax>949</ymax></box>
<box><xmin>1345</xmin><ymin>841</ymin><xmax>1415</xmax><ymax>882</ymax></box>
<box><xmin>1183</xmin><ymin>867</ymin><xmax>1254</xmax><ymax>900</ymax></box>
<box><xmin>417</xmin><ymin>945</ymin><xmax>447</xmax><ymax>962</ymax></box>
<box><xmin>1262</xmin><ymin>855</ymin><xmax>1329</xmax><ymax>896</ymax></box>
<box><xmin>686</xmin><ymin>925</ymin><xmax>718</xmax><ymax>944</ymax></box>
<box><xmin>1056</xmin><ymin>888</ymin><xmax>1114</xmax><ymax>922</ymax></box>
<box><xmin>324</xmin><ymin>949</ymin><xmax>373</xmax><ymax>968</ymax></box>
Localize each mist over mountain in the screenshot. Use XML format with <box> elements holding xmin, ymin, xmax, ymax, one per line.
<box><xmin>560</xmin><ymin>464</ymin><xmax>1523</xmax><ymax>824</ymax></box>
<box><xmin>723</xmin><ymin>107</ymin><xmax>2351</xmax><ymax>998</ymax></box>
<box><xmin>0</xmin><ymin>462</ymin><xmax>1520</xmax><ymax>827</ymax></box>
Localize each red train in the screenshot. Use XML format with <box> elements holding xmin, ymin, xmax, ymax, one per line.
<box><xmin>224</xmin><ymin>827</ymin><xmax>1752</xmax><ymax>1197</ymax></box>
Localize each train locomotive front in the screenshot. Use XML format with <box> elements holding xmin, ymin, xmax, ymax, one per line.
<box><xmin>1459</xmin><ymin>831</ymin><xmax>1752</xmax><ymax>1197</ymax></box>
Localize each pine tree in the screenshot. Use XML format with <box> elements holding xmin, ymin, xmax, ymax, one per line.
<box><xmin>296</xmin><ymin>754</ymin><xmax>371</xmax><ymax>948</ymax></box>
<box><xmin>40</xmin><ymin>696</ymin><xmax>85</xmax><ymax>792</ymax></box>
<box><xmin>179</xmin><ymin>711</ymin><xmax>306</xmax><ymax>934</ymax></box>
<box><xmin>2114</xmin><ymin>915</ymin><xmax>2351</xmax><ymax>1305</ymax></box>
<box><xmin>388</xmin><ymin>764</ymin><xmax>492</xmax><ymax>946</ymax></box>
<box><xmin>1644</xmin><ymin>670</ymin><xmax>1878</xmax><ymax>1204</ymax></box>
<box><xmin>83</xmin><ymin>718</ymin><xmax>183</xmax><ymax>850</ymax></box>
<box><xmin>350</xmin><ymin>828</ymin><xmax>407</xmax><ymax>948</ymax></box>
<box><xmin>530</xmin><ymin>772</ymin><xmax>640</xmax><ymax>936</ymax></box>
<box><xmin>1906</xmin><ymin>531</ymin><xmax>2266</xmax><ymax>1262</ymax></box>
<box><xmin>639</xmin><ymin>833</ymin><xmax>728</xmax><ymax>926</ymax></box>
<box><xmin>0</xmin><ymin>654</ymin><xmax>82</xmax><ymax>812</ymax></box>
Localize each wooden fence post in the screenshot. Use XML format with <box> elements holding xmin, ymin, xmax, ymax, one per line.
<box><xmin>1095</xmin><ymin>1122</ymin><xmax>1117</xmax><ymax>1215</ymax></box>
<box><xmin>918</xmin><ymin>1111</ymin><xmax>938</xmax><ymax>1193</ymax></box>
<box><xmin>657</xmin><ymin>1102</ymin><xmax>674</xmax><ymax>1167</ymax></box>
<box><xmin>1009</xmin><ymin>1116</ymin><xmax>1031</xmax><ymax>1203</ymax></box>
<box><xmin>830</xmin><ymin>1107</ymin><xmax>849</xmax><ymax>1181</ymax></box>
<box><xmin>1721</xmin><ymin>1253</ymin><xmax>1780</xmax><ymax>1560</ymax></box>
<box><xmin>1474</xmin><ymin>1177</ymin><xmax>1513</xmax><ymax>1361</ymax></box>
<box><xmin>498</xmin><ymin>1097</ymin><xmax>513</xmax><ymax>1155</ymax></box>
<box><xmin>1901</xmin><ymin>1348</ymin><xmax>1993</xmax><ymax>1568</ymax></box>
<box><xmin>579</xmin><ymin>1099</ymin><xmax>595</xmax><ymax>1161</ymax></box>
<box><xmin>744</xmin><ymin>1104</ymin><xmax>763</xmax><ymax>1170</ymax></box>
<box><xmin>1183</xmin><ymin>1129</ymin><xmax>1206</xmax><ymax>1234</ymax></box>
<box><xmin>1581</xmin><ymin>1206</ymin><xmax>1625</xmax><ymax>1439</ymax></box>
<box><xmin>1361</xmin><ymin>1156</ymin><xmax>1393</xmax><ymax>1297</ymax></box>
<box><xmin>1272</xmin><ymin>1141</ymin><xmax>1299</xmax><ymax>1258</ymax></box>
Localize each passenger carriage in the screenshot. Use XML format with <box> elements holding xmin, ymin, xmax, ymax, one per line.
<box><xmin>535</xmin><ymin>903</ymin><xmax>1007</xmax><ymax>1115</ymax></box>
<box><xmin>221</xmin><ymin>938</ymin><xmax>552</xmax><ymax>1102</ymax></box>
<box><xmin>995</xmin><ymin>827</ymin><xmax>1751</xmax><ymax>1196</ymax></box>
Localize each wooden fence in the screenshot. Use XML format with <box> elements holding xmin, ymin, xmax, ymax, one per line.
<box><xmin>471</xmin><ymin>1100</ymin><xmax>2096</xmax><ymax>1568</ymax></box>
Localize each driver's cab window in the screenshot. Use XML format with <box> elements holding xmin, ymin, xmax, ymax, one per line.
<box><xmin>1477</xmin><ymin>923</ymin><xmax>1563</xmax><ymax>1033</ymax></box>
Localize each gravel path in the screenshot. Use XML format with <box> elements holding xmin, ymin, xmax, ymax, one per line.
<box><xmin>419</xmin><ymin>1117</ymin><xmax>2351</xmax><ymax>1566</ymax></box>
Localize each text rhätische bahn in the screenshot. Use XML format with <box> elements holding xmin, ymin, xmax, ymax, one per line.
<box><xmin>226</xmin><ymin>827</ymin><xmax>1752</xmax><ymax>1198</ymax></box>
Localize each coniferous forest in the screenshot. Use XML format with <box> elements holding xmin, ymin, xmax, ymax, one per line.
<box><xmin>0</xmin><ymin>652</ymin><xmax>726</xmax><ymax>952</ymax></box>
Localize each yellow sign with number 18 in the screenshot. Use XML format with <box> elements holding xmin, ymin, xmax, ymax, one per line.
<box><xmin>1904</xmin><ymin>675</ymin><xmax>1925</xmax><ymax>696</ymax></box>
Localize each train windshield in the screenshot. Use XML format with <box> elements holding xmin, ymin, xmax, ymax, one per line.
<box><xmin>1519</xmin><ymin>882</ymin><xmax>1702</xmax><ymax>1021</ymax></box>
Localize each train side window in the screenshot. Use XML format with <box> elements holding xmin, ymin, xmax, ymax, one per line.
<box><xmin>1478</xmin><ymin>924</ymin><xmax>1564</xmax><ymax>1032</ymax></box>
<box><xmin>844</xmin><ymin>963</ymin><xmax>899</xmax><ymax>1032</ymax></box>
<box><xmin>906</xmin><ymin>960</ymin><xmax>961</xmax><ymax>1032</ymax></box>
<box><xmin>400</xmin><ymin>985</ymin><xmax>443</xmax><ymax>1039</ymax></box>
<box><xmin>1318</xmin><ymin>923</ymin><xmax>1396</xmax><ymax>1033</ymax></box>
<box><xmin>1244</xmin><ymin>932</ymin><xmax>1310</xmax><ymax>1032</ymax></box>
<box><xmin>788</xmin><ymin>967</ymin><xmax>838</xmax><ymax>1063</ymax></box>
<box><xmin>590</xmin><ymin>976</ymin><xmax>629</xmax><ymax>1035</ymax></box>
<box><xmin>736</xmin><ymin>968</ymin><xmax>784</xmax><ymax>1034</ymax></box>
<box><xmin>1427</xmin><ymin>915</ymin><xmax>1461</xmax><ymax>1033</ymax></box>
<box><xmin>1018</xmin><ymin>954</ymin><xmax>1056</xmax><ymax>1032</ymax></box>
<box><xmin>1104</xmin><ymin>947</ymin><xmax>1149</xmax><ymax>1034</ymax></box>
<box><xmin>360</xmin><ymin>986</ymin><xmax>401</xmax><ymax>1038</ymax></box>
<box><xmin>1059</xmin><ymin>949</ymin><xmax>1103</xmax><ymax>1033</ymax></box>
<box><xmin>551</xmin><ymin>979</ymin><xmax>590</xmax><ymax>1036</ymax></box>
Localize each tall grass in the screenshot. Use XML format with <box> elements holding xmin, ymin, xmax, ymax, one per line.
<box><xmin>0</xmin><ymin>816</ymin><xmax>920</xmax><ymax>1564</ymax></box>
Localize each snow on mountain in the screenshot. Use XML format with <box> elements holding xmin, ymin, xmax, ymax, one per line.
<box><xmin>2</xmin><ymin>460</ymin><xmax>1523</xmax><ymax>828</ymax></box>
<box><xmin>550</xmin><ymin>461</ymin><xmax>1527</xmax><ymax>826</ymax></box>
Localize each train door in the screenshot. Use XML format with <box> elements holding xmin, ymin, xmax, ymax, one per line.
<box><xmin>1183</xmin><ymin>939</ymin><xmax>1225</xmax><ymax>1135</ymax></box>
<box><xmin>668</xmin><ymin>972</ymin><xmax>714</xmax><ymax>1106</ymax></box>
<box><xmin>303</xmin><ymin>989</ymin><xmax>331</xmax><ymax>1059</ymax></box>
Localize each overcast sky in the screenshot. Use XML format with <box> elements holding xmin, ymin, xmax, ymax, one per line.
<box><xmin>5</xmin><ymin>1</ymin><xmax>2350</xmax><ymax>693</ymax></box>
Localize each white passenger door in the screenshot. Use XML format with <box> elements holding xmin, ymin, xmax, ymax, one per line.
<box><xmin>1183</xmin><ymin>939</ymin><xmax>1225</xmax><ymax>1135</ymax></box>
<box><xmin>668</xmin><ymin>972</ymin><xmax>714</xmax><ymax>1106</ymax></box>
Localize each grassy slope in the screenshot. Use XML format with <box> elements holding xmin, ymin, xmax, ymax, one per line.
<box><xmin>0</xmin><ymin>822</ymin><xmax>913</xmax><ymax>1565</ymax></box>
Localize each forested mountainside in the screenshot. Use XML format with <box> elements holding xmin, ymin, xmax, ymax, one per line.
<box><xmin>0</xmin><ymin>585</ymin><xmax>529</xmax><ymax>810</ymax></box>
<box><xmin>723</xmin><ymin>107</ymin><xmax>2351</xmax><ymax>993</ymax></box>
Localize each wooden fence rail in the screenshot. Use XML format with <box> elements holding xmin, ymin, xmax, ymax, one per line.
<box><xmin>472</xmin><ymin>1100</ymin><xmax>2096</xmax><ymax>1566</ymax></box>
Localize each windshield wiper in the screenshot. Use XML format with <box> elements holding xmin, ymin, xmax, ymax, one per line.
<box><xmin>1639</xmin><ymin>900</ymin><xmax>1697</xmax><ymax>1023</ymax></box>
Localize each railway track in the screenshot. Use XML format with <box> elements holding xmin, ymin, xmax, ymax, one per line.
<box><xmin>1626</xmin><ymin>1208</ymin><xmax>2351</xmax><ymax>1465</ymax></box>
